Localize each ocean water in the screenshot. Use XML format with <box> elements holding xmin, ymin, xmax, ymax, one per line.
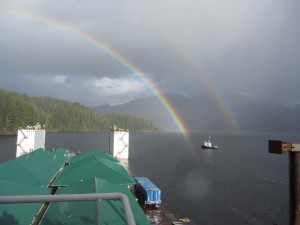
<box><xmin>1</xmin><ymin>131</ymin><xmax>298</xmax><ymax>225</ymax></box>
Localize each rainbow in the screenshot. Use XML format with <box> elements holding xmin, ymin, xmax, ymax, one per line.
<box><xmin>158</xmin><ymin>36</ymin><xmax>240</xmax><ymax>132</ymax></box>
<box><xmin>0</xmin><ymin>7</ymin><xmax>196</xmax><ymax>151</ymax></box>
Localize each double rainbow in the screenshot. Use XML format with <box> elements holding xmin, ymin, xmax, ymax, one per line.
<box><xmin>0</xmin><ymin>7</ymin><xmax>195</xmax><ymax>150</ymax></box>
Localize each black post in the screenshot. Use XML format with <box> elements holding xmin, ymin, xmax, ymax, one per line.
<box><xmin>268</xmin><ymin>140</ymin><xmax>300</xmax><ymax>225</ymax></box>
<box><xmin>289</xmin><ymin>151</ymin><xmax>300</xmax><ymax>225</ymax></box>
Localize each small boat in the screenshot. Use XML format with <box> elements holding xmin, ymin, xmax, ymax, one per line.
<box><xmin>202</xmin><ymin>135</ymin><xmax>218</xmax><ymax>149</ymax></box>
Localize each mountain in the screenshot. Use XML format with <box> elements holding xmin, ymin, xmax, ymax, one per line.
<box><xmin>0</xmin><ymin>89</ymin><xmax>159</xmax><ymax>134</ymax></box>
<box><xmin>94</xmin><ymin>93</ymin><xmax>300</xmax><ymax>132</ymax></box>
<box><xmin>95</xmin><ymin>95</ymin><xmax>180</xmax><ymax>131</ymax></box>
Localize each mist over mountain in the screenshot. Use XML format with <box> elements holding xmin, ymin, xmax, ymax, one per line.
<box><xmin>94</xmin><ymin>93</ymin><xmax>300</xmax><ymax>132</ymax></box>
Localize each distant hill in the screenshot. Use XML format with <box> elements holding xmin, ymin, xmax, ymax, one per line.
<box><xmin>0</xmin><ymin>89</ymin><xmax>159</xmax><ymax>134</ymax></box>
<box><xmin>94</xmin><ymin>96</ymin><xmax>180</xmax><ymax>131</ymax></box>
<box><xmin>94</xmin><ymin>93</ymin><xmax>300</xmax><ymax>132</ymax></box>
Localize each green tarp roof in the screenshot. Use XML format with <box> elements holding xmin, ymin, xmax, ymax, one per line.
<box><xmin>0</xmin><ymin>180</ymin><xmax>49</xmax><ymax>225</ymax></box>
<box><xmin>0</xmin><ymin>149</ymin><xmax>148</xmax><ymax>225</ymax></box>
<box><xmin>40</xmin><ymin>177</ymin><xmax>151</xmax><ymax>225</ymax></box>
<box><xmin>0</xmin><ymin>148</ymin><xmax>66</xmax><ymax>186</ymax></box>
<box><xmin>52</xmin><ymin>153</ymin><xmax>135</xmax><ymax>186</ymax></box>
<box><xmin>0</xmin><ymin>148</ymin><xmax>67</xmax><ymax>225</ymax></box>
<box><xmin>69</xmin><ymin>150</ymin><xmax>119</xmax><ymax>163</ymax></box>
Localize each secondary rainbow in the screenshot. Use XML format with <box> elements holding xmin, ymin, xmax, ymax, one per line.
<box><xmin>155</xmin><ymin>35</ymin><xmax>240</xmax><ymax>132</ymax></box>
<box><xmin>0</xmin><ymin>7</ymin><xmax>195</xmax><ymax>150</ymax></box>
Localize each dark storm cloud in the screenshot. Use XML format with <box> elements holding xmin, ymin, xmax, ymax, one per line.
<box><xmin>0</xmin><ymin>0</ymin><xmax>299</xmax><ymax>106</ymax></box>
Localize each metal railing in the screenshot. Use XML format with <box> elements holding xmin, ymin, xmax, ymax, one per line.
<box><xmin>0</xmin><ymin>193</ymin><xmax>136</xmax><ymax>225</ymax></box>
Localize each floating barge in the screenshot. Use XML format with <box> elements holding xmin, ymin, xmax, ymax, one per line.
<box><xmin>0</xmin><ymin>125</ymin><xmax>152</xmax><ymax>225</ymax></box>
<box><xmin>135</xmin><ymin>177</ymin><xmax>162</xmax><ymax>207</ymax></box>
<box><xmin>0</xmin><ymin>124</ymin><xmax>195</xmax><ymax>225</ymax></box>
<box><xmin>0</xmin><ymin>148</ymin><xmax>152</xmax><ymax>225</ymax></box>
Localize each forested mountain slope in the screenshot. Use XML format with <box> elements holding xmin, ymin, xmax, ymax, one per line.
<box><xmin>0</xmin><ymin>89</ymin><xmax>159</xmax><ymax>134</ymax></box>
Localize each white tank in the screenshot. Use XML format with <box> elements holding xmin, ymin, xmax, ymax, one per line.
<box><xmin>16</xmin><ymin>123</ymin><xmax>46</xmax><ymax>158</ymax></box>
<box><xmin>109</xmin><ymin>125</ymin><xmax>129</xmax><ymax>159</ymax></box>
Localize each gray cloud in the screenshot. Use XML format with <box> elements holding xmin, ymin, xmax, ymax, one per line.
<box><xmin>0</xmin><ymin>0</ymin><xmax>299</xmax><ymax>106</ymax></box>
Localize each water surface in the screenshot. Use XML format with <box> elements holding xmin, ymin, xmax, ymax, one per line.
<box><xmin>0</xmin><ymin>131</ymin><xmax>297</xmax><ymax>225</ymax></box>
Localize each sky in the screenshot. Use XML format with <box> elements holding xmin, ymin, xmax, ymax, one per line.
<box><xmin>0</xmin><ymin>0</ymin><xmax>299</xmax><ymax>107</ymax></box>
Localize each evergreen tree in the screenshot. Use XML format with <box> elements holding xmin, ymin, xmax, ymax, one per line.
<box><xmin>0</xmin><ymin>89</ymin><xmax>159</xmax><ymax>134</ymax></box>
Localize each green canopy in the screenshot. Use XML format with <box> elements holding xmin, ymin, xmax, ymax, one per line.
<box><xmin>40</xmin><ymin>177</ymin><xmax>151</xmax><ymax>225</ymax></box>
<box><xmin>69</xmin><ymin>150</ymin><xmax>119</xmax><ymax>163</ymax></box>
<box><xmin>0</xmin><ymin>148</ymin><xmax>67</xmax><ymax>225</ymax></box>
<box><xmin>0</xmin><ymin>149</ymin><xmax>148</xmax><ymax>225</ymax></box>
<box><xmin>0</xmin><ymin>148</ymin><xmax>66</xmax><ymax>186</ymax></box>
<box><xmin>0</xmin><ymin>179</ymin><xmax>49</xmax><ymax>225</ymax></box>
<box><xmin>52</xmin><ymin>154</ymin><xmax>135</xmax><ymax>186</ymax></box>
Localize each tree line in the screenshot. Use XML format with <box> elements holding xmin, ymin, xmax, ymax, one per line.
<box><xmin>0</xmin><ymin>89</ymin><xmax>159</xmax><ymax>134</ymax></box>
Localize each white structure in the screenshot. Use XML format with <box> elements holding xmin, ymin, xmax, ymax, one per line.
<box><xmin>16</xmin><ymin>123</ymin><xmax>46</xmax><ymax>158</ymax></box>
<box><xmin>109</xmin><ymin>125</ymin><xmax>129</xmax><ymax>159</ymax></box>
